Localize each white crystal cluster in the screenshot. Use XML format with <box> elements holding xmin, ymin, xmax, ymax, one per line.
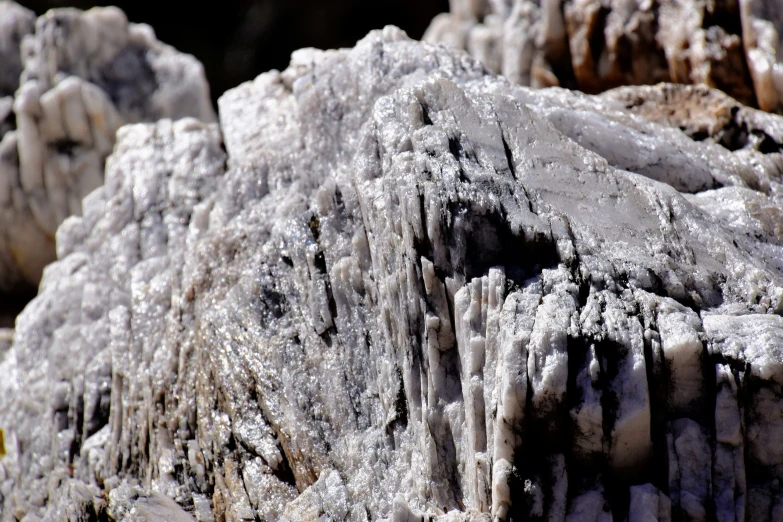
<box><xmin>2</xmin><ymin>7</ymin><xmax>783</xmax><ymax>522</ymax></box>
<box><xmin>0</xmin><ymin>1</ymin><xmax>214</xmax><ymax>300</ymax></box>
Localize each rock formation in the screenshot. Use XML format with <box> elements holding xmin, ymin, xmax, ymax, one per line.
<box><xmin>424</xmin><ymin>0</ymin><xmax>783</xmax><ymax>114</ymax></box>
<box><xmin>0</xmin><ymin>1</ymin><xmax>214</xmax><ymax>319</ymax></box>
<box><xmin>2</xmin><ymin>18</ymin><xmax>783</xmax><ymax>520</ymax></box>
<box><xmin>0</xmin><ymin>1</ymin><xmax>33</xmax><ymax>100</ymax></box>
<box><xmin>601</xmin><ymin>83</ymin><xmax>783</xmax><ymax>153</ymax></box>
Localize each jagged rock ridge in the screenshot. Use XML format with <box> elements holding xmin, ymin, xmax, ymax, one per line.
<box><xmin>2</xmin><ymin>21</ymin><xmax>783</xmax><ymax>522</ymax></box>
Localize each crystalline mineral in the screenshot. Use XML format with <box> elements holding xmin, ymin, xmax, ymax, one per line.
<box><xmin>0</xmin><ymin>2</ymin><xmax>214</xmax><ymax>304</ymax></box>
<box><xmin>3</xmin><ymin>17</ymin><xmax>783</xmax><ymax>522</ymax></box>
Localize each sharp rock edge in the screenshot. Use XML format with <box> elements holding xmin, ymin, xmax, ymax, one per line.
<box><xmin>3</xmin><ymin>23</ymin><xmax>783</xmax><ymax>522</ymax></box>
<box><xmin>0</xmin><ymin>0</ymin><xmax>215</xmax><ymax>310</ymax></box>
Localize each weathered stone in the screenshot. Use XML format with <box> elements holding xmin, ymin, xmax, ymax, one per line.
<box><xmin>3</xmin><ymin>22</ymin><xmax>783</xmax><ymax>522</ymax></box>
<box><xmin>0</xmin><ymin>2</ymin><xmax>215</xmax><ymax>299</ymax></box>
<box><xmin>740</xmin><ymin>0</ymin><xmax>783</xmax><ymax>113</ymax></box>
<box><xmin>424</xmin><ymin>0</ymin><xmax>780</xmax><ymax>112</ymax></box>
<box><xmin>602</xmin><ymin>83</ymin><xmax>783</xmax><ymax>153</ymax></box>
<box><xmin>0</xmin><ymin>1</ymin><xmax>34</xmax><ymax>99</ymax></box>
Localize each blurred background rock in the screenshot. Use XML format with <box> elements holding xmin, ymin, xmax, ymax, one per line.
<box><xmin>0</xmin><ymin>0</ymin><xmax>447</xmax><ymax>327</ymax></box>
<box><xmin>18</xmin><ymin>0</ymin><xmax>450</xmax><ymax>104</ymax></box>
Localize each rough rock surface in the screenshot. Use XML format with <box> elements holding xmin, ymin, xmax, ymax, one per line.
<box><xmin>0</xmin><ymin>2</ymin><xmax>215</xmax><ymax>309</ymax></box>
<box><xmin>3</xmin><ymin>24</ymin><xmax>783</xmax><ymax>522</ymax></box>
<box><xmin>0</xmin><ymin>1</ymin><xmax>34</xmax><ymax>99</ymax></box>
<box><xmin>602</xmin><ymin>83</ymin><xmax>783</xmax><ymax>153</ymax></box>
<box><xmin>740</xmin><ymin>0</ymin><xmax>783</xmax><ymax>113</ymax></box>
<box><xmin>424</xmin><ymin>0</ymin><xmax>783</xmax><ymax>113</ymax></box>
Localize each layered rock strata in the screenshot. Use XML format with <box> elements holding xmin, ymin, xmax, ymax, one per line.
<box><xmin>424</xmin><ymin>0</ymin><xmax>783</xmax><ymax>113</ymax></box>
<box><xmin>2</xmin><ymin>23</ymin><xmax>783</xmax><ymax>522</ymax></box>
<box><xmin>0</xmin><ymin>2</ymin><xmax>214</xmax><ymax>309</ymax></box>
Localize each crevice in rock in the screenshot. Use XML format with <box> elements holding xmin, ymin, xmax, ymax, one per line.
<box><xmin>247</xmin><ymin>378</ymin><xmax>303</xmax><ymax>492</ymax></box>
<box><xmin>447</xmin><ymin>136</ymin><xmax>471</xmax><ymax>184</ymax></box>
<box><xmin>421</xmin><ymin>102</ymin><xmax>433</xmax><ymax>126</ymax></box>
<box><xmin>387</xmin><ymin>366</ymin><xmax>409</xmax><ymax>433</ymax></box>
<box><xmin>445</xmin><ymin>202</ymin><xmax>559</xmax><ymax>287</ymax></box>
<box><xmin>595</xmin><ymin>339</ymin><xmax>620</xmax><ymax>449</ymax></box>
<box><xmin>69</xmin><ymin>389</ymin><xmax>85</xmax><ymax>464</ymax></box>
<box><xmin>510</xmin><ymin>337</ymin><xmax>571</xmax><ymax>520</ymax></box>
<box><xmin>642</xmin><ymin>326</ymin><xmax>671</xmax><ymax>496</ymax></box>
<box><xmin>713</xmin><ymin>117</ymin><xmax>782</xmax><ymax>153</ymax></box>
<box><xmin>50</xmin><ymin>138</ymin><xmax>81</xmax><ymax>157</ymax></box>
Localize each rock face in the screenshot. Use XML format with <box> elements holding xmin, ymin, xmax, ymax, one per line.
<box><xmin>0</xmin><ymin>1</ymin><xmax>34</xmax><ymax>99</ymax></box>
<box><xmin>3</xmin><ymin>23</ymin><xmax>783</xmax><ymax>522</ymax></box>
<box><xmin>424</xmin><ymin>0</ymin><xmax>783</xmax><ymax>113</ymax></box>
<box><xmin>0</xmin><ymin>2</ymin><xmax>214</xmax><ymax>309</ymax></box>
<box><xmin>741</xmin><ymin>0</ymin><xmax>783</xmax><ymax>113</ymax></box>
<box><xmin>601</xmin><ymin>83</ymin><xmax>783</xmax><ymax>153</ymax></box>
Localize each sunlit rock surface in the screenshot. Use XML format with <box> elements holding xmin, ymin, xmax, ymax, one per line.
<box><xmin>424</xmin><ymin>0</ymin><xmax>783</xmax><ymax>113</ymax></box>
<box><xmin>3</xmin><ymin>25</ymin><xmax>783</xmax><ymax>522</ymax></box>
<box><xmin>0</xmin><ymin>2</ymin><xmax>214</xmax><ymax>308</ymax></box>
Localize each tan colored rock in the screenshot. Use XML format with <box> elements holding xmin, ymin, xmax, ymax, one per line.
<box><xmin>565</xmin><ymin>0</ymin><xmax>668</xmax><ymax>93</ymax></box>
<box><xmin>425</xmin><ymin>0</ymin><xmax>768</xmax><ymax>109</ymax></box>
<box><xmin>603</xmin><ymin>82</ymin><xmax>783</xmax><ymax>152</ymax></box>
<box><xmin>740</xmin><ymin>0</ymin><xmax>783</xmax><ymax>112</ymax></box>
<box><xmin>0</xmin><ymin>0</ymin><xmax>33</xmax><ymax>98</ymax></box>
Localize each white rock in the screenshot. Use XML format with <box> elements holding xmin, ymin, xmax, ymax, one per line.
<box><xmin>3</xmin><ymin>24</ymin><xmax>783</xmax><ymax>522</ymax></box>
<box><xmin>0</xmin><ymin>2</ymin><xmax>215</xmax><ymax>298</ymax></box>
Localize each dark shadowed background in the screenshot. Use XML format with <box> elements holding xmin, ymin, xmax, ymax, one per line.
<box><xmin>19</xmin><ymin>0</ymin><xmax>450</xmax><ymax>103</ymax></box>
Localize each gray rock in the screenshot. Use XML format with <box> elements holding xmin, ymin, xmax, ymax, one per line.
<box><xmin>0</xmin><ymin>2</ymin><xmax>215</xmax><ymax>301</ymax></box>
<box><xmin>3</xmin><ymin>24</ymin><xmax>783</xmax><ymax>522</ymax></box>
<box><xmin>0</xmin><ymin>0</ymin><xmax>33</xmax><ymax>99</ymax></box>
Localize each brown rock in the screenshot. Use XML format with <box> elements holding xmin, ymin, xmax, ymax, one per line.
<box><xmin>425</xmin><ymin>0</ymin><xmax>774</xmax><ymax>111</ymax></box>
